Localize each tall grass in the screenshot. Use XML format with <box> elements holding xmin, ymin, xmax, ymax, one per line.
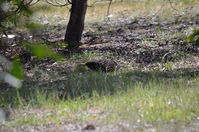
<box><xmin>1</xmin><ymin>71</ymin><xmax>199</xmax><ymax>126</ymax></box>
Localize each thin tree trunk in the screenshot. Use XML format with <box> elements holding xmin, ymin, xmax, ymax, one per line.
<box><xmin>64</xmin><ymin>0</ymin><xmax>88</xmax><ymax>48</ymax></box>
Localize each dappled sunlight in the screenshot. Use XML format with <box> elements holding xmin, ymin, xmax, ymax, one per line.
<box><xmin>1</xmin><ymin>0</ymin><xmax>199</xmax><ymax>131</ymax></box>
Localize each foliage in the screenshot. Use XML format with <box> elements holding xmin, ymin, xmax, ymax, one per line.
<box><xmin>11</xmin><ymin>58</ymin><xmax>24</xmax><ymax>79</ymax></box>
<box><xmin>0</xmin><ymin>1</ymin><xmax>63</xmax><ymax>89</ymax></box>
<box><xmin>0</xmin><ymin>0</ymin><xmax>33</xmax><ymax>33</ymax></box>
<box><xmin>0</xmin><ymin>55</ymin><xmax>22</xmax><ymax>88</ymax></box>
<box><xmin>22</xmin><ymin>41</ymin><xmax>63</xmax><ymax>60</ymax></box>
<box><xmin>24</xmin><ymin>22</ymin><xmax>44</xmax><ymax>34</ymax></box>
<box><xmin>187</xmin><ymin>28</ymin><xmax>199</xmax><ymax>45</ymax></box>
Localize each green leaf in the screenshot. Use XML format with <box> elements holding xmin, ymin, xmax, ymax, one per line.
<box><xmin>187</xmin><ymin>29</ymin><xmax>199</xmax><ymax>44</ymax></box>
<box><xmin>20</xmin><ymin>3</ymin><xmax>32</xmax><ymax>16</ymax></box>
<box><xmin>11</xmin><ymin>58</ymin><xmax>24</xmax><ymax>79</ymax></box>
<box><xmin>22</xmin><ymin>41</ymin><xmax>63</xmax><ymax>60</ymax></box>
<box><xmin>196</xmin><ymin>36</ymin><xmax>199</xmax><ymax>45</ymax></box>
<box><xmin>25</xmin><ymin>22</ymin><xmax>44</xmax><ymax>33</ymax></box>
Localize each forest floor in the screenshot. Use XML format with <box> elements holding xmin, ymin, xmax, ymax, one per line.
<box><xmin>1</xmin><ymin>6</ymin><xmax>199</xmax><ymax>79</ymax></box>
<box><xmin>1</xmin><ymin>3</ymin><xmax>199</xmax><ymax>132</ymax></box>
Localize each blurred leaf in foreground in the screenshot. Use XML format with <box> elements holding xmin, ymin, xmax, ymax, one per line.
<box><xmin>22</xmin><ymin>41</ymin><xmax>63</xmax><ymax>60</ymax></box>
<box><xmin>0</xmin><ymin>55</ymin><xmax>22</xmax><ymax>88</ymax></box>
<box><xmin>0</xmin><ymin>55</ymin><xmax>12</xmax><ymax>71</ymax></box>
<box><xmin>187</xmin><ymin>28</ymin><xmax>199</xmax><ymax>45</ymax></box>
<box><xmin>0</xmin><ymin>108</ymin><xmax>8</xmax><ymax>124</ymax></box>
<box><xmin>11</xmin><ymin>58</ymin><xmax>24</xmax><ymax>79</ymax></box>
<box><xmin>0</xmin><ymin>72</ymin><xmax>22</xmax><ymax>88</ymax></box>
<box><xmin>24</xmin><ymin>22</ymin><xmax>44</xmax><ymax>34</ymax></box>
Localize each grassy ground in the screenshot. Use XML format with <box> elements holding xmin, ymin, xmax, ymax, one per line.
<box><xmin>2</xmin><ymin>71</ymin><xmax>199</xmax><ymax>127</ymax></box>
<box><xmin>1</xmin><ymin>0</ymin><xmax>199</xmax><ymax>131</ymax></box>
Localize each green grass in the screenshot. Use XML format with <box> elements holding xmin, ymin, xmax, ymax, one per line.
<box><xmin>2</xmin><ymin>0</ymin><xmax>199</xmax><ymax>128</ymax></box>
<box><xmin>2</xmin><ymin>71</ymin><xmax>199</xmax><ymax>126</ymax></box>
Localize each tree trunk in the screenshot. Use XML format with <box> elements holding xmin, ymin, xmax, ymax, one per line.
<box><xmin>64</xmin><ymin>0</ymin><xmax>88</xmax><ymax>48</ymax></box>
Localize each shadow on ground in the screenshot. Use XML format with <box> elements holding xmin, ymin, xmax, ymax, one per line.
<box><xmin>1</xmin><ymin>67</ymin><xmax>199</xmax><ymax>108</ymax></box>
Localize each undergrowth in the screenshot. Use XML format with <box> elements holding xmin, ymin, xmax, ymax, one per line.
<box><xmin>1</xmin><ymin>71</ymin><xmax>199</xmax><ymax>126</ymax></box>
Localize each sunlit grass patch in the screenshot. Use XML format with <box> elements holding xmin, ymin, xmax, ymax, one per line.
<box><xmin>102</xmin><ymin>80</ymin><xmax>199</xmax><ymax>123</ymax></box>
<box><xmin>29</xmin><ymin>0</ymin><xmax>199</xmax><ymax>25</ymax></box>
<box><xmin>4</xmin><ymin>71</ymin><xmax>199</xmax><ymax>126</ymax></box>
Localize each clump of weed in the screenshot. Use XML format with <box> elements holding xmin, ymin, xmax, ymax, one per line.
<box><xmin>187</xmin><ymin>28</ymin><xmax>199</xmax><ymax>45</ymax></box>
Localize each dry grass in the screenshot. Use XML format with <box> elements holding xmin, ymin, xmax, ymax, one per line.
<box><xmin>6</xmin><ymin>72</ymin><xmax>199</xmax><ymax>126</ymax></box>
<box><xmin>2</xmin><ymin>0</ymin><xmax>199</xmax><ymax>128</ymax></box>
<box><xmin>30</xmin><ymin>0</ymin><xmax>199</xmax><ymax>25</ymax></box>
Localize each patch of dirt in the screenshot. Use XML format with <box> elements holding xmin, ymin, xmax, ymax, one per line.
<box><xmin>2</xmin><ymin>12</ymin><xmax>199</xmax><ymax>73</ymax></box>
<box><xmin>1</xmin><ymin>121</ymin><xmax>199</xmax><ymax>132</ymax></box>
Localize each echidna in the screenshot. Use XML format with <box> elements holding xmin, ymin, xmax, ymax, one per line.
<box><xmin>85</xmin><ymin>59</ymin><xmax>117</xmax><ymax>72</ymax></box>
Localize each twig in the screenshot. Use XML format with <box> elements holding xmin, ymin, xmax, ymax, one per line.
<box><xmin>45</xmin><ymin>0</ymin><xmax>70</xmax><ymax>7</ymax></box>
<box><xmin>88</xmin><ymin>1</ymin><xmax>99</xmax><ymax>7</ymax></box>
<box><xmin>107</xmin><ymin>0</ymin><xmax>112</xmax><ymax>21</ymax></box>
<box><xmin>152</xmin><ymin>1</ymin><xmax>165</xmax><ymax>16</ymax></box>
<box><xmin>167</xmin><ymin>0</ymin><xmax>178</xmax><ymax>11</ymax></box>
<box><xmin>28</xmin><ymin>0</ymin><xmax>41</xmax><ymax>6</ymax></box>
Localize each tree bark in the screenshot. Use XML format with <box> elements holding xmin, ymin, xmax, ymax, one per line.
<box><xmin>64</xmin><ymin>0</ymin><xmax>88</xmax><ymax>48</ymax></box>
